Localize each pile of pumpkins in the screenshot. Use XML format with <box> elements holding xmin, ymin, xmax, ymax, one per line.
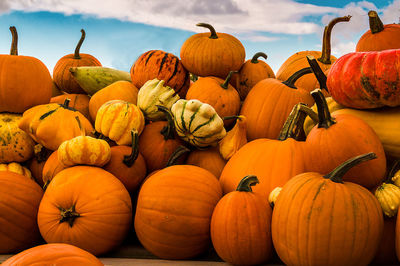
<box><xmin>2</xmin><ymin>10</ymin><xmax>400</xmax><ymax>266</ymax></box>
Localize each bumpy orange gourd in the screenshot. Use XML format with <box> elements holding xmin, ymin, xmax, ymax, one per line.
<box><xmin>37</xmin><ymin>166</ymin><xmax>132</xmax><ymax>256</ymax></box>
<box><xmin>53</xmin><ymin>29</ymin><xmax>102</xmax><ymax>94</ymax></box>
<box><xmin>180</xmin><ymin>23</ymin><xmax>245</xmax><ymax>79</ymax></box>
<box><xmin>50</xmin><ymin>94</ymin><xmax>91</xmax><ymax>122</ymax></box>
<box><xmin>0</xmin><ymin>26</ymin><xmax>53</xmax><ymax>113</ymax></box>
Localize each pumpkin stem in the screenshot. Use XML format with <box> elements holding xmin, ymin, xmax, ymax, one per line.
<box><xmin>34</xmin><ymin>144</ymin><xmax>51</xmax><ymax>163</ymax></box>
<box><xmin>157</xmin><ymin>105</ymin><xmax>176</xmax><ymax>140</ymax></box>
<box><xmin>123</xmin><ymin>129</ymin><xmax>140</xmax><ymax>167</ymax></box>
<box><xmin>368</xmin><ymin>11</ymin><xmax>384</xmax><ymax>34</ymax></box>
<box><xmin>166</xmin><ymin>145</ymin><xmax>190</xmax><ymax>167</ymax></box>
<box><xmin>306</xmin><ymin>55</ymin><xmax>328</xmax><ymax>92</ymax></box>
<box><xmin>310</xmin><ymin>89</ymin><xmax>335</xmax><ymax>128</ymax></box>
<box><xmin>278</xmin><ymin>103</ymin><xmax>317</xmax><ymax>141</ymax></box>
<box><xmin>222</xmin><ymin>115</ymin><xmax>240</xmax><ymax>121</ymax></box>
<box><xmin>386</xmin><ymin>160</ymin><xmax>400</xmax><ymax>183</ymax></box>
<box><xmin>196</xmin><ymin>23</ymin><xmax>218</xmax><ymax>39</ymax></box>
<box><xmin>74</xmin><ymin>116</ymin><xmax>86</xmax><ymax>137</ymax></box>
<box><xmin>318</xmin><ymin>15</ymin><xmax>351</xmax><ymax>64</ymax></box>
<box><xmin>221</xmin><ymin>71</ymin><xmax>238</xmax><ymax>89</ymax></box>
<box><xmin>58</xmin><ymin>205</ymin><xmax>80</xmax><ymax>227</ymax></box>
<box><xmin>62</xmin><ymin>98</ymin><xmax>71</xmax><ymax>109</ymax></box>
<box><xmin>236</xmin><ymin>175</ymin><xmax>259</xmax><ymax>192</ymax></box>
<box><xmin>42</xmin><ymin>180</ymin><xmax>50</xmax><ymax>191</ymax></box>
<box><xmin>251</xmin><ymin>52</ymin><xmax>268</xmax><ymax>63</ymax></box>
<box><xmin>74</xmin><ymin>29</ymin><xmax>85</xmax><ymax>59</ymax></box>
<box><xmin>324</xmin><ymin>152</ymin><xmax>377</xmax><ymax>183</ymax></box>
<box><xmin>282</xmin><ymin>67</ymin><xmax>313</xmax><ymax>89</ymax></box>
<box><xmin>9</xmin><ymin>26</ymin><xmax>18</xmax><ymax>56</ymax></box>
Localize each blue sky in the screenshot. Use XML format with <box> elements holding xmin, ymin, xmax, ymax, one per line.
<box><xmin>0</xmin><ymin>1</ymin><xmax>397</xmax><ymax>75</ymax></box>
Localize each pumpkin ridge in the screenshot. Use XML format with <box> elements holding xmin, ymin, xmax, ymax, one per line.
<box><xmin>144</xmin><ymin>50</ymin><xmax>156</xmax><ymax>66</ymax></box>
<box><xmin>158</xmin><ymin>52</ymin><xmax>170</xmax><ymax>75</ymax></box>
<box><xmin>167</xmin><ymin>57</ymin><xmax>180</xmax><ymax>83</ymax></box>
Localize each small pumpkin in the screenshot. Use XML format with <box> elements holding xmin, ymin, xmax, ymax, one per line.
<box><xmin>218</xmin><ymin>115</ymin><xmax>247</xmax><ymax>160</ymax></box>
<box><xmin>53</xmin><ymin>29</ymin><xmax>102</xmax><ymax>94</ymax></box>
<box><xmin>130</xmin><ymin>50</ymin><xmax>190</xmax><ymax>98</ymax></box>
<box><xmin>356</xmin><ymin>11</ymin><xmax>400</xmax><ymax>52</ymax></box>
<box><xmin>42</xmin><ymin>150</ymin><xmax>67</xmax><ymax>190</ymax></box>
<box><xmin>0</xmin><ymin>162</ymin><xmax>33</xmax><ymax>179</ymax></box>
<box><xmin>95</xmin><ymin>100</ymin><xmax>145</xmax><ymax>145</ymax></box>
<box><xmin>170</xmin><ymin>99</ymin><xmax>226</xmax><ymax>148</ymax></box>
<box><xmin>50</xmin><ymin>93</ymin><xmax>91</xmax><ymax>122</ymax></box>
<box><xmin>180</xmin><ymin>23</ymin><xmax>245</xmax><ymax>79</ymax></box>
<box><xmin>136</xmin><ymin>78</ymin><xmax>180</xmax><ymax>121</ymax></box>
<box><xmin>375</xmin><ymin>183</ymin><xmax>400</xmax><ymax>217</ymax></box>
<box><xmin>89</xmin><ymin>80</ymin><xmax>139</xmax><ymax>122</ymax></box>
<box><xmin>186</xmin><ymin>146</ymin><xmax>227</xmax><ymax>179</ymax></box>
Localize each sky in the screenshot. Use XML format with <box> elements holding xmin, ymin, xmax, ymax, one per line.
<box><xmin>0</xmin><ymin>0</ymin><xmax>398</xmax><ymax>75</ymax></box>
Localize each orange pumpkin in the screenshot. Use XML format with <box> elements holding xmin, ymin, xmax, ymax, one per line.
<box><xmin>1</xmin><ymin>243</ymin><xmax>103</xmax><ymax>266</ymax></box>
<box><xmin>135</xmin><ymin>165</ymin><xmax>222</xmax><ymax>259</ymax></box>
<box><xmin>0</xmin><ymin>171</ymin><xmax>43</xmax><ymax>253</ymax></box>
<box><xmin>356</xmin><ymin>11</ymin><xmax>400</xmax><ymax>52</ymax></box>
<box><xmin>186</xmin><ymin>146</ymin><xmax>226</xmax><ymax>179</ymax></box>
<box><xmin>42</xmin><ymin>150</ymin><xmax>67</xmax><ymax>190</ymax></box>
<box><xmin>180</xmin><ymin>23</ymin><xmax>245</xmax><ymax>79</ymax></box>
<box><xmin>211</xmin><ymin>175</ymin><xmax>273</xmax><ymax>265</ymax></box>
<box><xmin>27</xmin><ymin>144</ymin><xmax>52</xmax><ymax>187</ymax></box>
<box><xmin>130</xmin><ymin>50</ymin><xmax>190</xmax><ymax>98</ymax></box>
<box><xmin>373</xmin><ymin>217</ymin><xmax>397</xmax><ymax>265</ymax></box>
<box><xmin>0</xmin><ymin>26</ymin><xmax>53</xmax><ymax>113</ymax></box>
<box><xmin>37</xmin><ymin>166</ymin><xmax>132</xmax><ymax>255</ymax></box>
<box><xmin>50</xmin><ymin>94</ymin><xmax>91</xmax><ymax>122</ymax></box>
<box><xmin>53</xmin><ymin>29</ymin><xmax>102</xmax><ymax>94</ymax></box>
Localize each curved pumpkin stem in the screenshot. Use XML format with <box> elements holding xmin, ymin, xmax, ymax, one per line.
<box><xmin>58</xmin><ymin>205</ymin><xmax>80</xmax><ymax>227</ymax></box>
<box><xmin>74</xmin><ymin>29</ymin><xmax>85</xmax><ymax>59</ymax></box>
<box><xmin>221</xmin><ymin>71</ymin><xmax>237</xmax><ymax>89</ymax></box>
<box><xmin>9</xmin><ymin>26</ymin><xmax>18</xmax><ymax>56</ymax></box>
<box><xmin>306</xmin><ymin>55</ymin><xmax>328</xmax><ymax>92</ymax></box>
<box><xmin>310</xmin><ymin>89</ymin><xmax>335</xmax><ymax>129</ymax></box>
<box><xmin>282</xmin><ymin>67</ymin><xmax>313</xmax><ymax>89</ymax></box>
<box><xmin>324</xmin><ymin>152</ymin><xmax>377</xmax><ymax>183</ymax></box>
<box><xmin>318</xmin><ymin>15</ymin><xmax>351</xmax><ymax>65</ymax></box>
<box><xmin>157</xmin><ymin>105</ymin><xmax>176</xmax><ymax>140</ymax></box>
<box><xmin>196</xmin><ymin>23</ymin><xmax>218</xmax><ymax>39</ymax></box>
<box><xmin>368</xmin><ymin>11</ymin><xmax>384</xmax><ymax>34</ymax></box>
<box><xmin>123</xmin><ymin>129</ymin><xmax>140</xmax><ymax>167</ymax></box>
<box><xmin>251</xmin><ymin>52</ymin><xmax>268</xmax><ymax>63</ymax></box>
<box><xmin>236</xmin><ymin>175</ymin><xmax>259</xmax><ymax>192</ymax></box>
<box><xmin>166</xmin><ymin>145</ymin><xmax>190</xmax><ymax>167</ymax></box>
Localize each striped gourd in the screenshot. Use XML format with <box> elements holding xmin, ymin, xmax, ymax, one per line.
<box><xmin>170</xmin><ymin>99</ymin><xmax>226</xmax><ymax>148</ymax></box>
<box><xmin>0</xmin><ymin>162</ymin><xmax>33</xmax><ymax>179</ymax></box>
<box><xmin>130</xmin><ymin>50</ymin><xmax>190</xmax><ymax>98</ymax></box>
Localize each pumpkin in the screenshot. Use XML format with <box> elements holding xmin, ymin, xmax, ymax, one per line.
<box><xmin>185</xmin><ymin>71</ymin><xmax>241</xmax><ymax>127</ymax></box>
<box><xmin>180</xmin><ymin>23</ymin><xmax>245</xmax><ymax>79</ymax></box>
<box><xmin>37</xmin><ymin>166</ymin><xmax>132</xmax><ymax>256</ymax></box>
<box><xmin>18</xmin><ymin>98</ymin><xmax>94</xmax><ymax>151</ymax></box>
<box><xmin>89</xmin><ymin>80</ymin><xmax>139</xmax><ymax>122</ymax></box>
<box><xmin>356</xmin><ymin>11</ymin><xmax>400</xmax><ymax>52</ymax></box>
<box><xmin>218</xmin><ymin>115</ymin><xmax>247</xmax><ymax>160</ymax></box>
<box><xmin>211</xmin><ymin>175</ymin><xmax>273</xmax><ymax>265</ymax></box>
<box><xmin>130</xmin><ymin>50</ymin><xmax>190</xmax><ymax>98</ymax></box>
<box><xmin>0</xmin><ymin>113</ymin><xmax>35</xmax><ymax>163</ymax></box>
<box><xmin>0</xmin><ymin>162</ymin><xmax>33</xmax><ymax>179</ymax></box>
<box><xmin>276</xmin><ymin>16</ymin><xmax>351</xmax><ymax>93</ymax></box>
<box><xmin>375</xmin><ymin>183</ymin><xmax>400</xmax><ymax>217</ymax></box>
<box><xmin>240</xmin><ymin>67</ymin><xmax>314</xmax><ymax>140</ymax></box>
<box><xmin>136</xmin><ymin>78</ymin><xmax>180</xmax><ymax>121</ymax></box>
<box><xmin>186</xmin><ymin>146</ymin><xmax>227</xmax><ymax>179</ymax></box>
<box><xmin>138</xmin><ymin>106</ymin><xmax>184</xmax><ymax>172</ymax></box>
<box><xmin>0</xmin><ymin>171</ymin><xmax>43</xmax><ymax>253</ymax></box>
<box><xmin>306</xmin><ymin>89</ymin><xmax>386</xmax><ymax>189</ymax></box>
<box><xmin>272</xmin><ymin>153</ymin><xmax>383</xmax><ymax>266</ymax></box>
<box><xmin>103</xmin><ymin>130</ymin><xmax>147</xmax><ymax>194</ymax></box>
<box><xmin>230</xmin><ymin>52</ymin><xmax>276</xmax><ymax>100</ymax></box>
<box><xmin>373</xmin><ymin>217</ymin><xmax>397</xmax><ymax>265</ymax></box>
<box><xmin>53</xmin><ymin>29</ymin><xmax>102</xmax><ymax>94</ymax></box>
<box><xmin>0</xmin><ymin>26</ymin><xmax>53</xmax><ymax>113</ymax></box>
<box><xmin>134</xmin><ymin>165</ymin><xmax>222</xmax><ymax>259</ymax></box>
<box><xmin>42</xmin><ymin>150</ymin><xmax>67</xmax><ymax>190</ymax></box>
<box><xmin>51</xmin><ymin>93</ymin><xmax>91</xmax><ymax>122</ymax></box>
<box><xmin>327</xmin><ymin>49</ymin><xmax>400</xmax><ymax>109</ymax></box>
<box><xmin>170</xmin><ymin>99</ymin><xmax>226</xmax><ymax>148</ymax></box>
<box><xmin>1</xmin><ymin>243</ymin><xmax>104</xmax><ymax>266</ymax></box>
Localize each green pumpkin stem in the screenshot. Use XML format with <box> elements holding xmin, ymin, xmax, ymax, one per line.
<box><xmin>236</xmin><ymin>175</ymin><xmax>259</xmax><ymax>192</ymax></box>
<box><xmin>74</xmin><ymin>116</ymin><xmax>86</xmax><ymax>136</ymax></box>
<box><xmin>310</xmin><ymin>89</ymin><xmax>335</xmax><ymax>129</ymax></box>
<box><xmin>157</xmin><ymin>105</ymin><xmax>176</xmax><ymax>140</ymax></box>
<box><xmin>9</xmin><ymin>26</ymin><xmax>18</xmax><ymax>56</ymax></box>
<box><xmin>58</xmin><ymin>205</ymin><xmax>80</xmax><ymax>227</ymax></box>
<box><xmin>324</xmin><ymin>152</ymin><xmax>377</xmax><ymax>183</ymax></box>
<box><xmin>43</xmin><ymin>180</ymin><xmax>50</xmax><ymax>191</ymax></box>
<box><xmin>123</xmin><ymin>130</ymin><xmax>140</xmax><ymax>167</ymax></box>
<box><xmin>251</xmin><ymin>52</ymin><xmax>268</xmax><ymax>63</ymax></box>
<box><xmin>306</xmin><ymin>55</ymin><xmax>328</xmax><ymax>92</ymax></box>
<box><xmin>223</xmin><ymin>115</ymin><xmax>240</xmax><ymax>121</ymax></box>
<box><xmin>74</xmin><ymin>29</ymin><xmax>85</xmax><ymax>59</ymax></box>
<box><xmin>318</xmin><ymin>15</ymin><xmax>351</xmax><ymax>64</ymax></box>
<box><xmin>62</xmin><ymin>98</ymin><xmax>71</xmax><ymax>109</ymax></box>
<box><xmin>221</xmin><ymin>71</ymin><xmax>237</xmax><ymax>89</ymax></box>
<box><xmin>282</xmin><ymin>67</ymin><xmax>313</xmax><ymax>89</ymax></box>
<box><xmin>368</xmin><ymin>11</ymin><xmax>385</xmax><ymax>34</ymax></box>
<box><xmin>166</xmin><ymin>145</ymin><xmax>190</xmax><ymax>167</ymax></box>
<box><xmin>196</xmin><ymin>23</ymin><xmax>218</xmax><ymax>39</ymax></box>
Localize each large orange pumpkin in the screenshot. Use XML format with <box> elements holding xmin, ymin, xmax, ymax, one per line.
<box><xmin>53</xmin><ymin>29</ymin><xmax>102</xmax><ymax>94</ymax></box>
<box><xmin>37</xmin><ymin>166</ymin><xmax>132</xmax><ymax>255</ymax></box>
<box><xmin>0</xmin><ymin>26</ymin><xmax>53</xmax><ymax>113</ymax></box>
<box><xmin>0</xmin><ymin>171</ymin><xmax>43</xmax><ymax>253</ymax></box>
<box><xmin>135</xmin><ymin>165</ymin><xmax>222</xmax><ymax>259</ymax></box>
